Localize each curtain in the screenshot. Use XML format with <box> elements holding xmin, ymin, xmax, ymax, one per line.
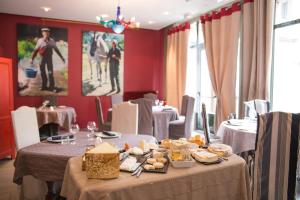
<box><xmin>165</xmin><ymin>22</ymin><xmax>190</xmax><ymax>111</ymax></box>
<box><xmin>239</xmin><ymin>0</ymin><xmax>275</xmax><ymax>117</ymax></box>
<box><xmin>200</xmin><ymin>3</ymin><xmax>241</xmax><ymax>131</ymax></box>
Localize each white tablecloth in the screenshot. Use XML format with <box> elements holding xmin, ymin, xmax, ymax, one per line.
<box><xmin>217</xmin><ymin>119</ymin><xmax>257</xmax><ymax>154</ymax></box>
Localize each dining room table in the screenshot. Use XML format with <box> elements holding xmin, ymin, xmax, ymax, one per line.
<box><xmin>13</xmin><ymin>132</ymin><xmax>157</xmax><ymax>184</ymax></box>
<box><xmin>216</xmin><ymin>119</ymin><xmax>257</xmax><ymax>154</ymax></box>
<box><xmin>36</xmin><ymin>106</ymin><xmax>77</xmax><ymax>131</ymax></box>
<box><xmin>60</xmin><ymin>154</ymin><xmax>251</xmax><ymax>200</ymax></box>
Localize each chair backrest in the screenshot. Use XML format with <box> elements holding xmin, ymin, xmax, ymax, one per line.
<box><xmin>11</xmin><ymin>106</ymin><xmax>40</xmax><ymax>150</ymax></box>
<box><xmin>180</xmin><ymin>95</ymin><xmax>189</xmax><ymax>116</ymax></box>
<box><xmin>111</xmin><ymin>95</ymin><xmax>123</xmax><ymax>105</ymax></box>
<box><xmin>143</xmin><ymin>93</ymin><xmax>158</xmax><ymax>101</ymax></box>
<box><xmin>253</xmin><ymin>112</ymin><xmax>300</xmax><ymax>200</ymax></box>
<box><xmin>111</xmin><ymin>102</ymin><xmax>138</xmax><ymax>134</ymax></box>
<box><xmin>254</xmin><ymin>99</ymin><xmax>270</xmax><ymax>114</ymax></box>
<box><xmin>95</xmin><ymin>97</ymin><xmax>105</xmax><ymax>131</ymax></box>
<box><xmin>201</xmin><ymin>103</ymin><xmax>210</xmax><ymax>145</ymax></box>
<box><xmin>130</xmin><ymin>98</ymin><xmax>153</xmax><ymax>135</ymax></box>
<box><xmin>183</xmin><ymin>96</ymin><xmax>195</xmax><ymax>138</ymax></box>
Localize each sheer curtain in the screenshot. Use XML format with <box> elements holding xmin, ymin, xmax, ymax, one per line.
<box><xmin>239</xmin><ymin>0</ymin><xmax>275</xmax><ymax>117</ymax></box>
<box><xmin>165</xmin><ymin>22</ymin><xmax>190</xmax><ymax>111</ymax></box>
<box><xmin>200</xmin><ymin>3</ymin><xmax>241</xmax><ymax>131</ymax></box>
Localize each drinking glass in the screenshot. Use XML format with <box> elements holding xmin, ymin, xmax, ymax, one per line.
<box><xmin>87</xmin><ymin>121</ymin><xmax>96</xmax><ymax>139</ymax></box>
<box><xmin>69</xmin><ymin>123</ymin><xmax>80</xmax><ymax>145</ymax></box>
<box><xmin>155</xmin><ymin>99</ymin><xmax>159</xmax><ymax>106</ymax></box>
<box><xmin>95</xmin><ymin>136</ymin><xmax>103</xmax><ymax>147</ymax></box>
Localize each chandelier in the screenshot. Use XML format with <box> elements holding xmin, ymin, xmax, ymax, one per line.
<box><xmin>96</xmin><ymin>0</ymin><xmax>140</xmax><ymax>34</ymax></box>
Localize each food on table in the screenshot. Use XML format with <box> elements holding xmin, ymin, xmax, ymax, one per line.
<box><xmin>188</xmin><ymin>135</ymin><xmax>205</xmax><ymax>146</ymax></box>
<box><xmin>147</xmin><ymin>158</ymin><xmax>157</xmax><ymax>164</ymax></box>
<box><xmin>171</xmin><ymin>150</ymin><xmax>184</xmax><ymax>161</ymax></box>
<box><xmin>153</xmin><ymin>162</ymin><xmax>164</xmax><ymax>169</ymax></box>
<box><xmin>128</xmin><ymin>147</ymin><xmax>144</xmax><ymax>155</ymax></box>
<box><xmin>156</xmin><ymin>157</ymin><xmax>167</xmax><ymax>164</ymax></box>
<box><xmin>152</xmin><ymin>150</ymin><xmax>164</xmax><ymax>159</ymax></box>
<box><xmin>124</xmin><ymin>143</ymin><xmax>130</xmax><ymax>151</ymax></box>
<box><xmin>193</xmin><ymin>151</ymin><xmax>218</xmax><ymax>163</ymax></box>
<box><xmin>85</xmin><ymin>142</ymin><xmax>119</xmax><ymax>179</ymax></box>
<box><xmin>160</xmin><ymin>139</ymin><xmax>172</xmax><ymax>149</ymax></box>
<box><xmin>139</xmin><ymin>140</ymin><xmax>158</xmax><ymax>152</ymax></box>
<box><xmin>120</xmin><ymin>156</ymin><xmax>140</xmax><ymax>171</ymax></box>
<box><xmin>207</xmin><ymin>143</ymin><xmax>233</xmax><ymax>157</ymax></box>
<box><xmin>170</xmin><ymin>140</ymin><xmax>192</xmax><ymax>161</ymax></box>
<box><xmin>144</xmin><ymin>164</ymin><xmax>155</xmax><ymax>170</ymax></box>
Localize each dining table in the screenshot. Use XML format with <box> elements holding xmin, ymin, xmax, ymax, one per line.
<box><xmin>216</xmin><ymin>119</ymin><xmax>257</xmax><ymax>154</ymax></box>
<box><xmin>60</xmin><ymin>154</ymin><xmax>251</xmax><ymax>200</ymax></box>
<box><xmin>36</xmin><ymin>106</ymin><xmax>77</xmax><ymax>131</ymax></box>
<box><xmin>13</xmin><ymin>132</ymin><xmax>157</xmax><ymax>184</ymax></box>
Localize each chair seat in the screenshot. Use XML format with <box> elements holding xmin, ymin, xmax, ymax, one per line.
<box><xmin>169</xmin><ymin>118</ymin><xmax>185</xmax><ymax>126</ymax></box>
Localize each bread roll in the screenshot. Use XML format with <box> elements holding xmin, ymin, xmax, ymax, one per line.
<box><xmin>147</xmin><ymin>158</ymin><xmax>157</xmax><ymax>164</ymax></box>
<box><xmin>153</xmin><ymin>162</ymin><xmax>164</xmax><ymax>169</ymax></box>
<box><xmin>144</xmin><ymin>164</ymin><xmax>155</xmax><ymax>170</ymax></box>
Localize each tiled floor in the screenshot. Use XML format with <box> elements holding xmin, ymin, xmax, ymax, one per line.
<box><xmin>0</xmin><ymin>158</ymin><xmax>18</xmax><ymax>200</ymax></box>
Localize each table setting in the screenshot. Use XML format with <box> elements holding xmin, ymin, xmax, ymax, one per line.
<box><xmin>217</xmin><ymin>119</ymin><xmax>257</xmax><ymax>154</ymax></box>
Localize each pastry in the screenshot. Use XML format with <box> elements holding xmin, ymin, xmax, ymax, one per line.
<box><xmin>153</xmin><ymin>162</ymin><xmax>164</xmax><ymax>169</ymax></box>
<box><xmin>207</xmin><ymin>144</ymin><xmax>233</xmax><ymax>157</ymax></box>
<box><xmin>128</xmin><ymin>147</ymin><xmax>144</xmax><ymax>155</ymax></box>
<box><xmin>147</xmin><ymin>158</ymin><xmax>157</xmax><ymax>164</ymax></box>
<box><xmin>157</xmin><ymin>157</ymin><xmax>167</xmax><ymax>164</ymax></box>
<box><xmin>153</xmin><ymin>151</ymin><xmax>164</xmax><ymax>159</ymax></box>
<box><xmin>144</xmin><ymin>164</ymin><xmax>155</xmax><ymax>170</ymax></box>
<box><xmin>161</xmin><ymin>139</ymin><xmax>172</xmax><ymax>149</ymax></box>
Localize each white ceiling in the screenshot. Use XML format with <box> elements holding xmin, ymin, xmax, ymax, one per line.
<box><xmin>0</xmin><ymin>0</ymin><xmax>235</xmax><ymax>30</ymax></box>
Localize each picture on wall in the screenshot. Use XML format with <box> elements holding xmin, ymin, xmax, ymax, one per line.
<box><xmin>82</xmin><ymin>31</ymin><xmax>124</xmax><ymax>96</ymax></box>
<box><xmin>17</xmin><ymin>23</ymin><xmax>68</xmax><ymax>96</ymax></box>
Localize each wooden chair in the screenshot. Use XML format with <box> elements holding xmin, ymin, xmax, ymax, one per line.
<box><xmin>111</xmin><ymin>102</ymin><xmax>138</xmax><ymax>134</ymax></box>
<box><xmin>95</xmin><ymin>97</ymin><xmax>111</xmax><ymax>132</ymax></box>
<box><xmin>130</xmin><ymin>98</ymin><xmax>153</xmax><ymax>135</ymax></box>
<box><xmin>201</xmin><ymin>103</ymin><xmax>221</xmax><ymax>145</ymax></box>
<box><xmin>11</xmin><ymin>106</ymin><xmax>48</xmax><ymax>200</ymax></box>
<box><xmin>252</xmin><ymin>112</ymin><xmax>300</xmax><ymax>200</ymax></box>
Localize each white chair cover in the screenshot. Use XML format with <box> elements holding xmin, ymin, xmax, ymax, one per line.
<box><xmin>111</xmin><ymin>102</ymin><xmax>138</xmax><ymax>134</ymax></box>
<box><xmin>11</xmin><ymin>106</ymin><xmax>48</xmax><ymax>200</ymax></box>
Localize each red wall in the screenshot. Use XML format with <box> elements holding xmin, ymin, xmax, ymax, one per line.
<box><xmin>0</xmin><ymin>13</ymin><xmax>165</xmax><ymax>128</ymax></box>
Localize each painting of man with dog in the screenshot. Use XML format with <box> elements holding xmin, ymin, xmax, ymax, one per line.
<box><xmin>17</xmin><ymin>23</ymin><xmax>68</xmax><ymax>96</ymax></box>
<box><xmin>82</xmin><ymin>31</ymin><xmax>124</xmax><ymax>96</ymax></box>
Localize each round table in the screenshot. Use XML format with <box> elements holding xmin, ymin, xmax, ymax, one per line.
<box><xmin>217</xmin><ymin>119</ymin><xmax>257</xmax><ymax>154</ymax></box>
<box><xmin>36</xmin><ymin>106</ymin><xmax>77</xmax><ymax>130</ymax></box>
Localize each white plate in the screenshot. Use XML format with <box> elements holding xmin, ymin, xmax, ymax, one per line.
<box><xmin>94</xmin><ymin>131</ymin><xmax>121</xmax><ymax>138</ymax></box>
<box><xmin>47</xmin><ymin>136</ymin><xmax>75</xmax><ymax>143</ymax></box>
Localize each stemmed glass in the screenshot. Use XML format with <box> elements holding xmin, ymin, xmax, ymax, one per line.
<box><xmin>87</xmin><ymin>121</ymin><xmax>96</xmax><ymax>139</ymax></box>
<box><xmin>69</xmin><ymin>123</ymin><xmax>80</xmax><ymax>145</ymax></box>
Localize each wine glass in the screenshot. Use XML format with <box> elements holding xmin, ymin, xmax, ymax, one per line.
<box><xmin>155</xmin><ymin>99</ymin><xmax>159</xmax><ymax>106</ymax></box>
<box><xmin>87</xmin><ymin>121</ymin><xmax>96</xmax><ymax>139</ymax></box>
<box><xmin>69</xmin><ymin>123</ymin><xmax>80</xmax><ymax>145</ymax></box>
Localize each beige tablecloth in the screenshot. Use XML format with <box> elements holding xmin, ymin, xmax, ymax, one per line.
<box><xmin>13</xmin><ymin>132</ymin><xmax>157</xmax><ymax>184</ymax></box>
<box><xmin>61</xmin><ymin>154</ymin><xmax>250</xmax><ymax>200</ymax></box>
<box><xmin>36</xmin><ymin>106</ymin><xmax>77</xmax><ymax>130</ymax></box>
<box><xmin>217</xmin><ymin>120</ymin><xmax>257</xmax><ymax>154</ymax></box>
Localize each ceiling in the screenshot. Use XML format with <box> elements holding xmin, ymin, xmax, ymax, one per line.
<box><xmin>0</xmin><ymin>0</ymin><xmax>235</xmax><ymax>30</ymax></box>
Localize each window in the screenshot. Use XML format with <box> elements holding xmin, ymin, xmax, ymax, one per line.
<box><xmin>271</xmin><ymin>0</ymin><xmax>300</xmax><ymax>112</ymax></box>
<box><xmin>186</xmin><ymin>22</ymin><xmax>215</xmax><ymax>131</ymax></box>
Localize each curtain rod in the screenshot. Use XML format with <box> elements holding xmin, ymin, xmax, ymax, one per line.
<box><xmin>173</xmin><ymin>0</ymin><xmax>241</xmax><ymax>26</ymax></box>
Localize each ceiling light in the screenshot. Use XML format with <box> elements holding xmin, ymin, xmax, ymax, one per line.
<box><xmin>41</xmin><ymin>7</ymin><xmax>51</xmax><ymax>12</ymax></box>
<box><xmin>148</xmin><ymin>21</ymin><xmax>155</xmax><ymax>24</ymax></box>
<box><xmin>162</xmin><ymin>11</ymin><xmax>169</xmax><ymax>15</ymax></box>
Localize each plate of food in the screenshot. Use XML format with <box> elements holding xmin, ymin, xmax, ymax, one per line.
<box><xmin>191</xmin><ymin>150</ymin><xmax>223</xmax><ymax>165</ymax></box>
<box><xmin>143</xmin><ymin>150</ymin><xmax>169</xmax><ymax>173</ymax></box>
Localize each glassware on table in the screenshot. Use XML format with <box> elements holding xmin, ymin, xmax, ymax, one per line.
<box><xmin>69</xmin><ymin>123</ymin><xmax>80</xmax><ymax>145</ymax></box>
<box><xmin>95</xmin><ymin>136</ymin><xmax>103</xmax><ymax>147</ymax></box>
<box><xmin>155</xmin><ymin>99</ymin><xmax>159</xmax><ymax>106</ymax></box>
<box><xmin>159</xmin><ymin>101</ymin><xmax>164</xmax><ymax>106</ymax></box>
<box><xmin>87</xmin><ymin>121</ymin><xmax>97</xmax><ymax>139</ymax></box>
